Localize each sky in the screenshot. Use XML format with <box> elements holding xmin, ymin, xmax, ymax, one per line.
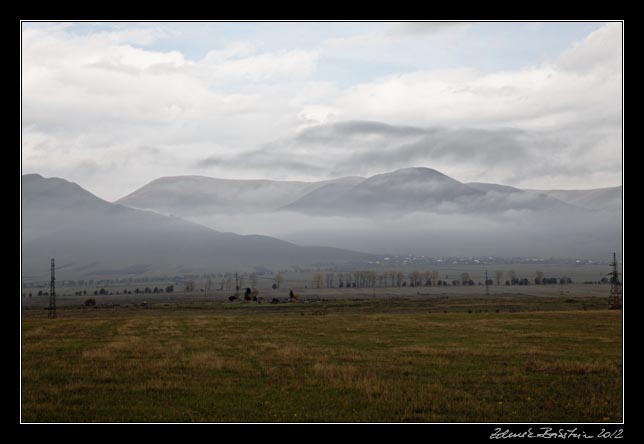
<box><xmin>21</xmin><ymin>21</ymin><xmax>623</xmax><ymax>201</ymax></box>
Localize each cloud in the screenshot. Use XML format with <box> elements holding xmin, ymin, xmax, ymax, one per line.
<box><xmin>559</xmin><ymin>22</ymin><xmax>622</xmax><ymax>75</ymax></box>
<box><xmin>251</xmin><ymin>119</ymin><xmax>620</xmax><ymax>190</ymax></box>
<box><xmin>197</xmin><ymin>147</ymin><xmax>326</xmax><ymax>175</ymax></box>
<box><xmin>385</xmin><ymin>22</ymin><xmax>470</xmax><ymax>38</ymax></box>
<box><xmin>322</xmin><ymin>21</ymin><xmax>469</xmax><ymax>52</ymax></box>
<box><xmin>21</xmin><ymin>22</ymin><xmax>622</xmax><ymax>200</ymax></box>
<box><xmin>343</xmin><ymin>126</ymin><xmax>528</xmax><ymax>166</ymax></box>
<box><xmin>98</xmin><ymin>27</ymin><xmax>168</xmax><ymax>46</ymax></box>
<box><xmin>199</xmin><ymin>48</ymin><xmax>318</xmax><ymax>84</ymax></box>
<box><xmin>296</xmin><ymin>120</ymin><xmax>428</xmax><ymax>141</ymax></box>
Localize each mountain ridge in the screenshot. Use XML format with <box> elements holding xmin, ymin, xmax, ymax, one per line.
<box><xmin>21</xmin><ymin>174</ymin><xmax>376</xmax><ymax>281</ymax></box>
<box><xmin>115</xmin><ymin>167</ymin><xmax>619</xmax><ymax>218</ymax></box>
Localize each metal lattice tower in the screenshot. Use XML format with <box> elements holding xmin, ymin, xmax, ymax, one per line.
<box><xmin>485</xmin><ymin>269</ymin><xmax>490</xmax><ymax>296</ymax></box>
<box><xmin>608</xmin><ymin>252</ymin><xmax>622</xmax><ymax>310</ymax></box>
<box><xmin>48</xmin><ymin>258</ymin><xmax>57</xmax><ymax>319</ymax></box>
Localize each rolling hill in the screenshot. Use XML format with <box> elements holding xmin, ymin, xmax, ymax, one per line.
<box><xmin>117</xmin><ymin>167</ymin><xmax>603</xmax><ymax>218</ymax></box>
<box><xmin>116</xmin><ymin>175</ymin><xmax>366</xmax><ymax>215</ymax></box>
<box><xmin>524</xmin><ymin>186</ymin><xmax>622</xmax><ymax>211</ymax></box>
<box><xmin>283</xmin><ymin>168</ymin><xmax>581</xmax><ymax>215</ymax></box>
<box><xmin>21</xmin><ymin>174</ymin><xmax>375</xmax><ymax>281</ymax></box>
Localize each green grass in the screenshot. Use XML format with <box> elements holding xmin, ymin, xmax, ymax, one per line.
<box><xmin>21</xmin><ymin>298</ymin><xmax>622</xmax><ymax>423</ymax></box>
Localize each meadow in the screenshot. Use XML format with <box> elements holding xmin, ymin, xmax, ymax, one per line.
<box><xmin>21</xmin><ymin>295</ymin><xmax>622</xmax><ymax>423</ymax></box>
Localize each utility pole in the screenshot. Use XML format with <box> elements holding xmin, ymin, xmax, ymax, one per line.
<box><xmin>485</xmin><ymin>269</ymin><xmax>490</xmax><ymax>296</ymax></box>
<box><xmin>608</xmin><ymin>252</ymin><xmax>622</xmax><ymax>310</ymax></box>
<box><xmin>48</xmin><ymin>258</ymin><xmax>57</xmax><ymax>319</ymax></box>
<box><xmin>235</xmin><ymin>272</ymin><xmax>239</xmax><ymax>291</ymax></box>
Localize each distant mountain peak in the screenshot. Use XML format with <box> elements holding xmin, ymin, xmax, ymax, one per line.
<box><xmin>388</xmin><ymin>167</ymin><xmax>447</xmax><ymax>177</ymax></box>
<box><xmin>22</xmin><ymin>173</ymin><xmax>44</xmax><ymax>179</ymax></box>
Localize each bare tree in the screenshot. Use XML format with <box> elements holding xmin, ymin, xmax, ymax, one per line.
<box><xmin>535</xmin><ymin>270</ymin><xmax>545</xmax><ymax>285</ymax></box>
<box><xmin>495</xmin><ymin>270</ymin><xmax>503</xmax><ymax>286</ymax></box>
<box><xmin>312</xmin><ymin>273</ymin><xmax>323</xmax><ymax>289</ymax></box>
<box><xmin>344</xmin><ymin>272</ymin><xmax>351</xmax><ymax>288</ymax></box>
<box><xmin>507</xmin><ymin>270</ymin><xmax>517</xmax><ymax>282</ymax></box>
<box><xmin>377</xmin><ymin>272</ymin><xmax>386</xmax><ymax>287</ymax></box>
<box><xmin>353</xmin><ymin>271</ymin><xmax>361</xmax><ymax>288</ymax></box>
<box><xmin>274</xmin><ymin>272</ymin><xmax>285</xmax><ymax>289</ymax></box>
<box><xmin>396</xmin><ymin>271</ymin><xmax>404</xmax><ymax>287</ymax></box>
<box><xmin>423</xmin><ymin>270</ymin><xmax>432</xmax><ymax>286</ymax></box>
<box><xmin>326</xmin><ymin>272</ymin><xmax>335</xmax><ymax>288</ymax></box>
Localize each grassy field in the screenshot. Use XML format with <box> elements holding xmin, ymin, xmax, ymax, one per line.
<box><xmin>21</xmin><ymin>297</ymin><xmax>622</xmax><ymax>423</ymax></box>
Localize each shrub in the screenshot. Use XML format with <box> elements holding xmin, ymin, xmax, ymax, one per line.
<box><xmin>84</xmin><ymin>298</ymin><xmax>96</xmax><ymax>307</ymax></box>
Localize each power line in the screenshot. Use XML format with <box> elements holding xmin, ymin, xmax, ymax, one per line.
<box><xmin>48</xmin><ymin>258</ymin><xmax>57</xmax><ymax>319</ymax></box>
<box><xmin>608</xmin><ymin>252</ymin><xmax>621</xmax><ymax>310</ymax></box>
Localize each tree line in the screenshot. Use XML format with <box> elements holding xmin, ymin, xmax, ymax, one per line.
<box><xmin>308</xmin><ymin>270</ymin><xmax>574</xmax><ymax>289</ymax></box>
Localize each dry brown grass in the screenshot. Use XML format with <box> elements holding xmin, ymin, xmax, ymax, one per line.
<box><xmin>525</xmin><ymin>359</ymin><xmax>619</xmax><ymax>375</ymax></box>
<box><xmin>21</xmin><ymin>306</ymin><xmax>622</xmax><ymax>423</ymax></box>
<box><xmin>396</xmin><ymin>344</ymin><xmax>489</xmax><ymax>357</ymax></box>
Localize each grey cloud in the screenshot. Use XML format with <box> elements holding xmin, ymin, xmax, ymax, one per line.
<box><xmin>196</xmin><ymin>149</ymin><xmax>325</xmax><ymax>175</ymax></box>
<box><xmin>261</xmin><ymin>119</ymin><xmax>620</xmax><ymax>190</ymax></box>
<box><xmin>296</xmin><ymin>120</ymin><xmax>429</xmax><ymax>144</ymax></box>
<box><xmin>397</xmin><ymin>128</ymin><xmax>527</xmax><ymax>162</ymax></box>
<box><xmin>197</xmin><ymin>156</ymin><xmax>224</xmax><ymax>168</ymax></box>
<box><xmin>294</xmin><ymin>121</ymin><xmax>528</xmax><ymax>169</ymax></box>
<box><xmin>195</xmin><ymin>119</ymin><xmax>619</xmax><ymax>191</ymax></box>
<box><xmin>139</xmin><ymin>145</ymin><xmax>161</xmax><ymax>155</ymax></box>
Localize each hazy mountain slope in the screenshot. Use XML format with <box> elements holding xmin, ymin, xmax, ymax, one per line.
<box><xmin>279</xmin><ymin>181</ymin><xmax>364</xmax><ymax>213</ymax></box>
<box><xmin>285</xmin><ymin>169</ymin><xmax>590</xmax><ymax>216</ymax></box>
<box><xmin>466</xmin><ymin>182</ymin><xmax>526</xmax><ymax>194</ymax></box>
<box><xmin>467</xmin><ymin>182</ymin><xmax>578</xmax><ymax>212</ymax></box>
<box><xmin>21</xmin><ymin>175</ymin><xmax>374</xmax><ymax>281</ymax></box>
<box><xmin>116</xmin><ymin>175</ymin><xmax>366</xmax><ymax>215</ymax></box>
<box><xmin>116</xmin><ymin>168</ymin><xmax>609</xmax><ymax>219</ymax></box>
<box><xmin>285</xmin><ymin>167</ymin><xmax>485</xmax><ymax>215</ymax></box>
<box><xmin>524</xmin><ymin>186</ymin><xmax>622</xmax><ymax>211</ymax></box>
<box><xmin>22</xmin><ymin>174</ymin><xmax>114</xmax><ymax>242</ymax></box>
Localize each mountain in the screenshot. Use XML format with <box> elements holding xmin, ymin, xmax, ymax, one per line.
<box><xmin>466</xmin><ymin>182</ymin><xmax>577</xmax><ymax>212</ymax></box>
<box><xmin>524</xmin><ymin>186</ymin><xmax>622</xmax><ymax>211</ymax></box>
<box><xmin>116</xmin><ymin>168</ymin><xmax>608</xmax><ymax>218</ymax></box>
<box><xmin>116</xmin><ymin>175</ymin><xmax>366</xmax><ymax>215</ymax></box>
<box><xmin>22</xmin><ymin>174</ymin><xmax>114</xmax><ymax>242</ymax></box>
<box><xmin>283</xmin><ymin>168</ymin><xmax>585</xmax><ymax>215</ymax></box>
<box><xmin>105</xmin><ymin>167</ymin><xmax>620</xmax><ymax>259</ymax></box>
<box><xmin>283</xmin><ymin>167</ymin><xmax>486</xmax><ymax>215</ymax></box>
<box><xmin>21</xmin><ymin>174</ymin><xmax>375</xmax><ymax>281</ymax></box>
